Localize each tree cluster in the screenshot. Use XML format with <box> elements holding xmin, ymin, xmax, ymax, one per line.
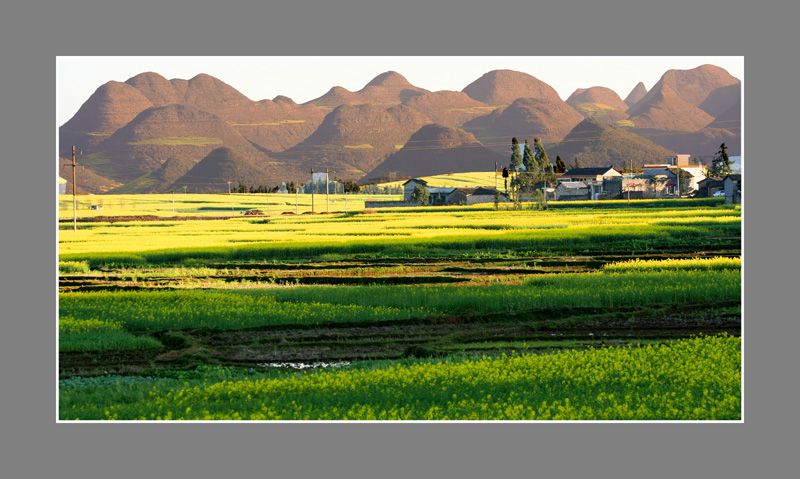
<box><xmin>707</xmin><ymin>143</ymin><xmax>733</xmax><ymax>178</ymax></box>
<box><xmin>231</xmin><ymin>181</ymin><xmax>298</xmax><ymax>194</ymax></box>
<box><xmin>410</xmin><ymin>184</ymin><xmax>430</xmax><ymax>205</ymax></box>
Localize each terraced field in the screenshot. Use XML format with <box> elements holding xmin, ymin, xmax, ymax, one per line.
<box><xmin>58</xmin><ymin>197</ymin><xmax>742</xmax><ymax>420</ymax></box>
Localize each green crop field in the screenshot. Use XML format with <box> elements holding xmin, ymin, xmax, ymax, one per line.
<box><xmin>58</xmin><ymin>194</ymin><xmax>741</xmax><ymax>421</ymax></box>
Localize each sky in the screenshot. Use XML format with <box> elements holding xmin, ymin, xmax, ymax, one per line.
<box><xmin>57</xmin><ymin>56</ymin><xmax>743</xmax><ymax>126</ymax></box>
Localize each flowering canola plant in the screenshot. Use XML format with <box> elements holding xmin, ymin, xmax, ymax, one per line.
<box><xmin>64</xmin><ymin>335</ymin><xmax>740</xmax><ymax>421</ymax></box>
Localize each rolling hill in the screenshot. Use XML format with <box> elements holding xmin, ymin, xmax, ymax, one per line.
<box><xmin>275</xmin><ymin>104</ymin><xmax>433</xmax><ymax>180</ymax></box>
<box><xmin>364</xmin><ymin>124</ymin><xmax>506</xmax><ymax>180</ymax></box>
<box><xmin>461</xmin><ymin>70</ymin><xmax>565</xmax><ymax>106</ymax></box>
<box><xmin>307</xmin><ymin>71</ymin><xmax>429</xmax><ymax>109</ymax></box>
<box><xmin>462</xmin><ymin>97</ymin><xmax>584</xmax><ymax>153</ymax></box>
<box><xmin>169</xmin><ymin>147</ymin><xmax>279</xmax><ymax>194</ymax></box>
<box><xmin>546</xmin><ymin>118</ymin><xmax>675</xmax><ymax>169</ymax></box>
<box><xmin>566</xmin><ymin>86</ymin><xmax>629</xmax><ymax>124</ymax></box>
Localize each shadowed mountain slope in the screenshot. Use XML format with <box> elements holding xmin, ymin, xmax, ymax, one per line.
<box><xmin>626</xmin><ymin>83</ymin><xmax>715</xmax><ymax>132</ymax></box>
<box><xmin>365</xmin><ymin>124</ymin><xmax>506</xmax><ymax>180</ymax></box>
<box><xmin>275</xmin><ymin>104</ymin><xmax>433</xmax><ymax>180</ymax></box>
<box><xmin>462</xmin><ymin>97</ymin><xmax>584</xmax><ymax>154</ymax></box>
<box><xmin>106</xmin><ymin>155</ymin><xmax>200</xmax><ymax>194</ymax></box>
<box><xmin>402</xmin><ymin>91</ymin><xmax>497</xmax><ymax>127</ymax></box>
<box><xmin>546</xmin><ymin>118</ymin><xmax>675</xmax><ymax>169</ymax></box>
<box><xmin>170</xmin><ymin>147</ymin><xmax>279</xmax><ymax>194</ymax></box>
<box><xmin>92</xmin><ymin>104</ymin><xmax>262</xmax><ymax>182</ymax></box>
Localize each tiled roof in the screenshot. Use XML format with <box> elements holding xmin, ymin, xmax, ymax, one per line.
<box><xmin>403</xmin><ymin>178</ymin><xmax>428</xmax><ymax>186</ymax></box>
<box><xmin>559</xmin><ymin>167</ymin><xmax>617</xmax><ymax>177</ymax></box>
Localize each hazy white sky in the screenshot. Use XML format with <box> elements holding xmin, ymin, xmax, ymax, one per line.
<box><xmin>57</xmin><ymin>56</ymin><xmax>743</xmax><ymax>126</ymax></box>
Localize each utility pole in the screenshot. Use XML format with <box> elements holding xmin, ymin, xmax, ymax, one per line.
<box><xmin>172</xmin><ymin>190</ymin><xmax>175</xmax><ymax>217</ymax></box>
<box><xmin>67</xmin><ymin>146</ymin><xmax>84</xmax><ymax>233</ymax></box>
<box><xmin>326</xmin><ymin>167</ymin><xmax>330</xmax><ymax>213</ymax></box>
<box><xmin>495</xmin><ymin>161</ymin><xmax>498</xmax><ymax>190</ymax></box>
<box><xmin>296</xmin><ymin>184</ymin><xmax>299</xmax><ymax>214</ymax></box>
<box><xmin>227</xmin><ymin>181</ymin><xmax>234</xmax><ymax>215</ymax></box>
<box><xmin>628</xmin><ymin>158</ymin><xmax>632</xmax><ymax>206</ymax></box>
<box><xmin>307</xmin><ymin>168</ymin><xmax>315</xmax><ymax>213</ymax></box>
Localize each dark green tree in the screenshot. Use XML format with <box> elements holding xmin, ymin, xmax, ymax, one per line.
<box><xmin>677</xmin><ymin>169</ymin><xmax>691</xmax><ymax>195</ymax></box>
<box><xmin>410</xmin><ymin>184</ymin><xmax>430</xmax><ymax>206</ymax></box>
<box><xmin>340</xmin><ymin>180</ymin><xmax>361</xmax><ymax>193</ymax></box>
<box><xmin>534</xmin><ymin>138</ymin><xmax>550</xmax><ymax>171</ymax></box>
<box><xmin>510</xmin><ymin>137</ymin><xmax>522</xmax><ymax>171</ymax></box>
<box><xmin>522</xmin><ymin>139</ymin><xmax>535</xmax><ymax>172</ymax></box>
<box><xmin>555</xmin><ymin>155</ymin><xmax>567</xmax><ymax>174</ymax></box>
<box><xmin>708</xmin><ymin>143</ymin><xmax>733</xmax><ymax>177</ymax></box>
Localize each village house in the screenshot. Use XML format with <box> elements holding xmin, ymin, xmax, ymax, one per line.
<box><xmin>59</xmin><ymin>176</ymin><xmax>67</xmax><ymax>195</ymax></box>
<box><xmin>402</xmin><ymin>178</ymin><xmax>428</xmax><ymax>201</ymax></box>
<box><xmin>643</xmin><ymin>154</ymin><xmax>707</xmax><ymax>194</ymax></box>
<box><xmin>557</xmin><ymin>166</ymin><xmax>622</xmax><ymax>183</ymax></box>
<box><xmin>428</xmin><ymin>187</ymin><xmax>456</xmax><ymax>205</ymax></box>
<box><xmin>555</xmin><ymin>166</ymin><xmax>622</xmax><ymax>200</ymax></box>
<box><xmin>445</xmin><ymin>187</ymin><xmax>508</xmax><ymax>205</ymax></box>
<box><xmin>553</xmin><ymin>181</ymin><xmax>591</xmax><ymax>201</ymax></box>
<box><xmin>694</xmin><ymin>177</ymin><xmax>726</xmax><ymax>198</ymax></box>
<box><xmin>724</xmin><ymin>174</ymin><xmax>741</xmax><ymax>204</ymax></box>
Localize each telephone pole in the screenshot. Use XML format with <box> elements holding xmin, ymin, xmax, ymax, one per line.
<box><xmin>67</xmin><ymin>146</ymin><xmax>84</xmax><ymax>233</ymax></box>
<box><xmin>628</xmin><ymin>158</ymin><xmax>632</xmax><ymax>206</ymax></box>
<box><xmin>307</xmin><ymin>168</ymin><xmax>315</xmax><ymax>213</ymax></box>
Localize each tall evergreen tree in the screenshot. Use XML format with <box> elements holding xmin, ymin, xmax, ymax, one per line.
<box><xmin>708</xmin><ymin>142</ymin><xmax>733</xmax><ymax>177</ymax></box>
<box><xmin>510</xmin><ymin>137</ymin><xmax>522</xmax><ymax>171</ymax></box>
<box><xmin>534</xmin><ymin>138</ymin><xmax>550</xmax><ymax>171</ymax></box>
<box><xmin>572</xmin><ymin>157</ymin><xmax>581</xmax><ymax>169</ymax></box>
<box><xmin>522</xmin><ymin>139</ymin><xmax>535</xmax><ymax>172</ymax></box>
<box><xmin>555</xmin><ymin>155</ymin><xmax>567</xmax><ymax>174</ymax></box>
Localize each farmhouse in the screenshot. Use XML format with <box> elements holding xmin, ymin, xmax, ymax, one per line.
<box><xmin>694</xmin><ymin>177</ymin><xmax>725</xmax><ymax>198</ymax></box>
<box><xmin>402</xmin><ymin>179</ymin><xmax>428</xmax><ymax>201</ymax></box>
<box><xmin>644</xmin><ymin>154</ymin><xmax>707</xmax><ymax>194</ymax></box>
<box><xmin>59</xmin><ymin>176</ymin><xmax>67</xmax><ymax>195</ymax></box>
<box><xmin>557</xmin><ymin>166</ymin><xmax>622</xmax><ymax>183</ymax></box>
<box><xmin>724</xmin><ymin>174</ymin><xmax>741</xmax><ymax>204</ymax></box>
<box><xmin>554</xmin><ymin>181</ymin><xmax>591</xmax><ymax>201</ymax></box>
<box><xmin>445</xmin><ymin>187</ymin><xmax>508</xmax><ymax>205</ymax></box>
<box><xmin>428</xmin><ymin>187</ymin><xmax>456</xmax><ymax>205</ymax></box>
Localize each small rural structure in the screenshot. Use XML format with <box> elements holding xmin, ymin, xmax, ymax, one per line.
<box><xmin>694</xmin><ymin>177</ymin><xmax>726</xmax><ymax>198</ymax></box>
<box><xmin>724</xmin><ymin>174</ymin><xmax>741</xmax><ymax>204</ymax></box>
<box><xmin>445</xmin><ymin>187</ymin><xmax>508</xmax><ymax>205</ymax></box>
<box><xmin>59</xmin><ymin>176</ymin><xmax>67</xmax><ymax>195</ymax></box>
<box><xmin>644</xmin><ymin>154</ymin><xmax>707</xmax><ymax>194</ymax></box>
<box><xmin>557</xmin><ymin>166</ymin><xmax>622</xmax><ymax>183</ymax></box>
<box><xmin>553</xmin><ymin>181</ymin><xmax>591</xmax><ymax>201</ymax></box>
<box><xmin>428</xmin><ymin>187</ymin><xmax>456</xmax><ymax>205</ymax></box>
<box><xmin>402</xmin><ymin>179</ymin><xmax>428</xmax><ymax>201</ymax></box>
<box><xmin>555</xmin><ymin>167</ymin><xmax>622</xmax><ymax>200</ymax></box>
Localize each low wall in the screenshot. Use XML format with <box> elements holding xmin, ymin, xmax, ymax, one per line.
<box><xmin>364</xmin><ymin>201</ymin><xmax>422</xmax><ymax>208</ymax></box>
